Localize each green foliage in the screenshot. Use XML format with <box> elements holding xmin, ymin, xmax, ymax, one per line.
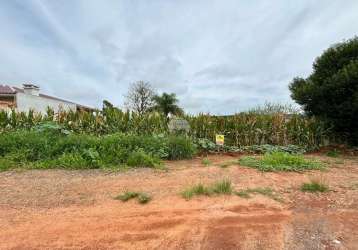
<box><xmin>0</xmin><ymin>103</ymin><xmax>329</xmax><ymax>150</ymax></box>
<box><xmin>181</xmin><ymin>183</ymin><xmax>211</xmax><ymax>200</ymax></box>
<box><xmin>152</xmin><ymin>92</ymin><xmax>183</xmax><ymax>117</ymax></box>
<box><xmin>114</xmin><ymin>191</ymin><xmax>152</xmax><ymax>204</ymax></box>
<box><xmin>181</xmin><ymin>180</ymin><xmax>232</xmax><ymax>200</ymax></box>
<box><xmin>235</xmin><ymin>187</ymin><xmax>282</xmax><ymax>202</ymax></box>
<box><xmin>326</xmin><ymin>149</ymin><xmax>340</xmax><ymax>158</ymax></box>
<box><xmin>289</xmin><ymin>37</ymin><xmax>358</xmax><ymax>144</ymax></box>
<box><xmin>126</xmin><ymin>150</ymin><xmax>161</xmax><ymax>168</ymax></box>
<box><xmin>137</xmin><ymin>193</ymin><xmax>152</xmax><ymax>204</ymax></box>
<box><xmin>239</xmin><ymin>152</ymin><xmax>324</xmax><ymax>172</ymax></box>
<box><xmin>301</xmin><ymin>181</ymin><xmax>329</xmax><ymax>193</ymax></box>
<box><xmin>0</xmin><ymin>131</ymin><xmax>195</xmax><ymax>170</ymax></box>
<box><xmin>166</xmin><ymin>136</ymin><xmax>196</xmax><ymax>160</ymax></box>
<box><xmin>201</xmin><ymin>157</ymin><xmax>212</xmax><ymax>166</ymax></box>
<box><xmin>211</xmin><ymin>179</ymin><xmax>233</xmax><ymax>194</ymax></box>
<box><xmin>243</xmin><ymin>144</ymin><xmax>306</xmax><ymax>154</ymax></box>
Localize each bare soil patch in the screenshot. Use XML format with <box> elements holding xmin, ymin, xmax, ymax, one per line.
<box><xmin>0</xmin><ymin>154</ymin><xmax>357</xmax><ymax>249</ymax></box>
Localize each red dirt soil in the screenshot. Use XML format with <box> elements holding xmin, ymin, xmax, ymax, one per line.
<box><xmin>0</xmin><ymin>154</ymin><xmax>357</xmax><ymax>250</ymax></box>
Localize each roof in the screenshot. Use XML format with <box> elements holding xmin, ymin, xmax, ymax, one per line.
<box><xmin>0</xmin><ymin>85</ymin><xmax>16</xmax><ymax>94</ymax></box>
<box><xmin>0</xmin><ymin>84</ymin><xmax>94</xmax><ymax>110</ymax></box>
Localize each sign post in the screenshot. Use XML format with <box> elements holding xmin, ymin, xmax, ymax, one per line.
<box><xmin>215</xmin><ymin>134</ymin><xmax>224</xmax><ymax>153</ymax></box>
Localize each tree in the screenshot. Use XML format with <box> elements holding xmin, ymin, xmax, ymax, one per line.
<box><xmin>125</xmin><ymin>81</ymin><xmax>155</xmax><ymax>115</ymax></box>
<box><xmin>152</xmin><ymin>92</ymin><xmax>183</xmax><ymax>118</ymax></box>
<box><xmin>289</xmin><ymin>37</ymin><xmax>358</xmax><ymax>144</ymax></box>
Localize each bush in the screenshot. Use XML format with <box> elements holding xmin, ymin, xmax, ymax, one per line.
<box><xmin>239</xmin><ymin>152</ymin><xmax>324</xmax><ymax>172</ymax></box>
<box><xmin>0</xmin><ymin>131</ymin><xmax>195</xmax><ymax>170</ymax></box>
<box><xmin>166</xmin><ymin>136</ymin><xmax>196</xmax><ymax>160</ymax></box>
<box><xmin>126</xmin><ymin>150</ymin><xmax>161</xmax><ymax>168</ymax></box>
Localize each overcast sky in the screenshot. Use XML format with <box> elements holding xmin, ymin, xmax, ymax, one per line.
<box><xmin>1</xmin><ymin>1</ymin><xmax>357</xmax><ymax>114</ymax></box>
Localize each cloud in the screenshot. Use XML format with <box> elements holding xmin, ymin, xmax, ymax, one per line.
<box><xmin>0</xmin><ymin>0</ymin><xmax>357</xmax><ymax>114</ymax></box>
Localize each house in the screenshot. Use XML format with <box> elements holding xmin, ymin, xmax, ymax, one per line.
<box><xmin>0</xmin><ymin>84</ymin><xmax>94</xmax><ymax>113</ymax></box>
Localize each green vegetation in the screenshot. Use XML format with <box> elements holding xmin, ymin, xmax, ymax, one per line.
<box><xmin>211</xmin><ymin>179</ymin><xmax>233</xmax><ymax>194</ymax></box>
<box><xmin>115</xmin><ymin>191</ymin><xmax>152</xmax><ymax>204</ymax></box>
<box><xmin>201</xmin><ymin>157</ymin><xmax>212</xmax><ymax>166</ymax></box>
<box><xmin>239</xmin><ymin>152</ymin><xmax>324</xmax><ymax>172</ymax></box>
<box><xmin>218</xmin><ymin>160</ymin><xmax>238</xmax><ymax>168</ymax></box>
<box><xmin>289</xmin><ymin>37</ymin><xmax>358</xmax><ymax>145</ymax></box>
<box><xmin>0</xmin><ymin>101</ymin><xmax>329</xmax><ymax>150</ymax></box>
<box><xmin>181</xmin><ymin>179</ymin><xmax>233</xmax><ymax>200</ymax></box>
<box><xmin>301</xmin><ymin>181</ymin><xmax>329</xmax><ymax>193</ymax></box>
<box><xmin>0</xmin><ymin>131</ymin><xmax>196</xmax><ymax>171</ymax></box>
<box><xmin>235</xmin><ymin>187</ymin><xmax>282</xmax><ymax>202</ymax></box>
<box><xmin>326</xmin><ymin>149</ymin><xmax>340</xmax><ymax>158</ymax></box>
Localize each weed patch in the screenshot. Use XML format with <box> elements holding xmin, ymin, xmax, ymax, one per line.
<box><xmin>326</xmin><ymin>149</ymin><xmax>340</xmax><ymax>158</ymax></box>
<box><xmin>301</xmin><ymin>181</ymin><xmax>329</xmax><ymax>193</ymax></box>
<box><xmin>181</xmin><ymin>179</ymin><xmax>232</xmax><ymax>199</ymax></box>
<box><xmin>239</xmin><ymin>152</ymin><xmax>324</xmax><ymax>172</ymax></box>
<box><xmin>115</xmin><ymin>191</ymin><xmax>152</xmax><ymax>204</ymax></box>
<box><xmin>201</xmin><ymin>158</ymin><xmax>212</xmax><ymax>166</ymax></box>
<box><xmin>235</xmin><ymin>187</ymin><xmax>283</xmax><ymax>202</ymax></box>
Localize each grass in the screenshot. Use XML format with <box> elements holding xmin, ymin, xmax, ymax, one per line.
<box><xmin>211</xmin><ymin>179</ymin><xmax>233</xmax><ymax>194</ymax></box>
<box><xmin>235</xmin><ymin>187</ymin><xmax>283</xmax><ymax>202</ymax></box>
<box><xmin>218</xmin><ymin>160</ymin><xmax>238</xmax><ymax>168</ymax></box>
<box><xmin>115</xmin><ymin>191</ymin><xmax>152</xmax><ymax>204</ymax></box>
<box><xmin>326</xmin><ymin>149</ymin><xmax>340</xmax><ymax>158</ymax></box>
<box><xmin>300</xmin><ymin>181</ymin><xmax>329</xmax><ymax>193</ymax></box>
<box><xmin>239</xmin><ymin>152</ymin><xmax>324</xmax><ymax>172</ymax></box>
<box><xmin>181</xmin><ymin>179</ymin><xmax>233</xmax><ymax>200</ymax></box>
<box><xmin>201</xmin><ymin>157</ymin><xmax>212</xmax><ymax>166</ymax></box>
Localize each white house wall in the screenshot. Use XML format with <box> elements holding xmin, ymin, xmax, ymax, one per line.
<box><xmin>15</xmin><ymin>92</ymin><xmax>77</xmax><ymax>113</ymax></box>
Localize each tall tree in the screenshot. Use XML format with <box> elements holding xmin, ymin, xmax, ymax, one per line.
<box><xmin>152</xmin><ymin>92</ymin><xmax>183</xmax><ymax>118</ymax></box>
<box><xmin>289</xmin><ymin>37</ymin><xmax>358</xmax><ymax>144</ymax></box>
<box><xmin>125</xmin><ymin>81</ymin><xmax>155</xmax><ymax>115</ymax></box>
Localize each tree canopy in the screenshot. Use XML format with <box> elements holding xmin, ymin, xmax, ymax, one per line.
<box><xmin>124</xmin><ymin>81</ymin><xmax>155</xmax><ymax>115</ymax></box>
<box><xmin>152</xmin><ymin>92</ymin><xmax>183</xmax><ymax>118</ymax></box>
<box><xmin>289</xmin><ymin>37</ymin><xmax>358</xmax><ymax>144</ymax></box>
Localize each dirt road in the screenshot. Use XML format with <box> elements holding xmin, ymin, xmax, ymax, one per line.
<box><xmin>0</xmin><ymin>155</ymin><xmax>357</xmax><ymax>249</ymax></box>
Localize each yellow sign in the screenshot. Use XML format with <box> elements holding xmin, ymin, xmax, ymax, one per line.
<box><xmin>216</xmin><ymin>134</ymin><xmax>225</xmax><ymax>146</ymax></box>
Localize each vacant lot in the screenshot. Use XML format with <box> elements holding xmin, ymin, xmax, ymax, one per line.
<box><xmin>0</xmin><ymin>154</ymin><xmax>357</xmax><ymax>250</ymax></box>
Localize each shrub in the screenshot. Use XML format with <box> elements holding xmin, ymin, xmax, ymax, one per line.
<box><xmin>137</xmin><ymin>193</ymin><xmax>152</xmax><ymax>204</ymax></box>
<box><xmin>239</xmin><ymin>152</ymin><xmax>324</xmax><ymax>172</ymax></box>
<box><xmin>115</xmin><ymin>191</ymin><xmax>139</xmax><ymax>202</ymax></box>
<box><xmin>126</xmin><ymin>150</ymin><xmax>161</xmax><ymax>168</ymax></box>
<box><xmin>0</xmin><ymin>131</ymin><xmax>195</xmax><ymax>170</ymax></box>
<box><xmin>301</xmin><ymin>181</ymin><xmax>329</xmax><ymax>193</ymax></box>
<box><xmin>166</xmin><ymin>136</ymin><xmax>196</xmax><ymax>160</ymax></box>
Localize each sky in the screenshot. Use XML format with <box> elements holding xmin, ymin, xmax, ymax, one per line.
<box><xmin>0</xmin><ymin>1</ymin><xmax>357</xmax><ymax>114</ymax></box>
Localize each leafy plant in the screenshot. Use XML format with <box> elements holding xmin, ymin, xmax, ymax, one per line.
<box><xmin>114</xmin><ymin>191</ymin><xmax>152</xmax><ymax>204</ymax></box>
<box><xmin>239</xmin><ymin>152</ymin><xmax>324</xmax><ymax>172</ymax></box>
<box><xmin>301</xmin><ymin>181</ymin><xmax>329</xmax><ymax>193</ymax></box>
<box><xmin>202</xmin><ymin>157</ymin><xmax>212</xmax><ymax>166</ymax></box>
<box><xmin>126</xmin><ymin>150</ymin><xmax>161</xmax><ymax>168</ymax></box>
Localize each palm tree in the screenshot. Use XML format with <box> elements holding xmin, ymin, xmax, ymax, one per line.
<box><xmin>152</xmin><ymin>93</ymin><xmax>183</xmax><ymax>118</ymax></box>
